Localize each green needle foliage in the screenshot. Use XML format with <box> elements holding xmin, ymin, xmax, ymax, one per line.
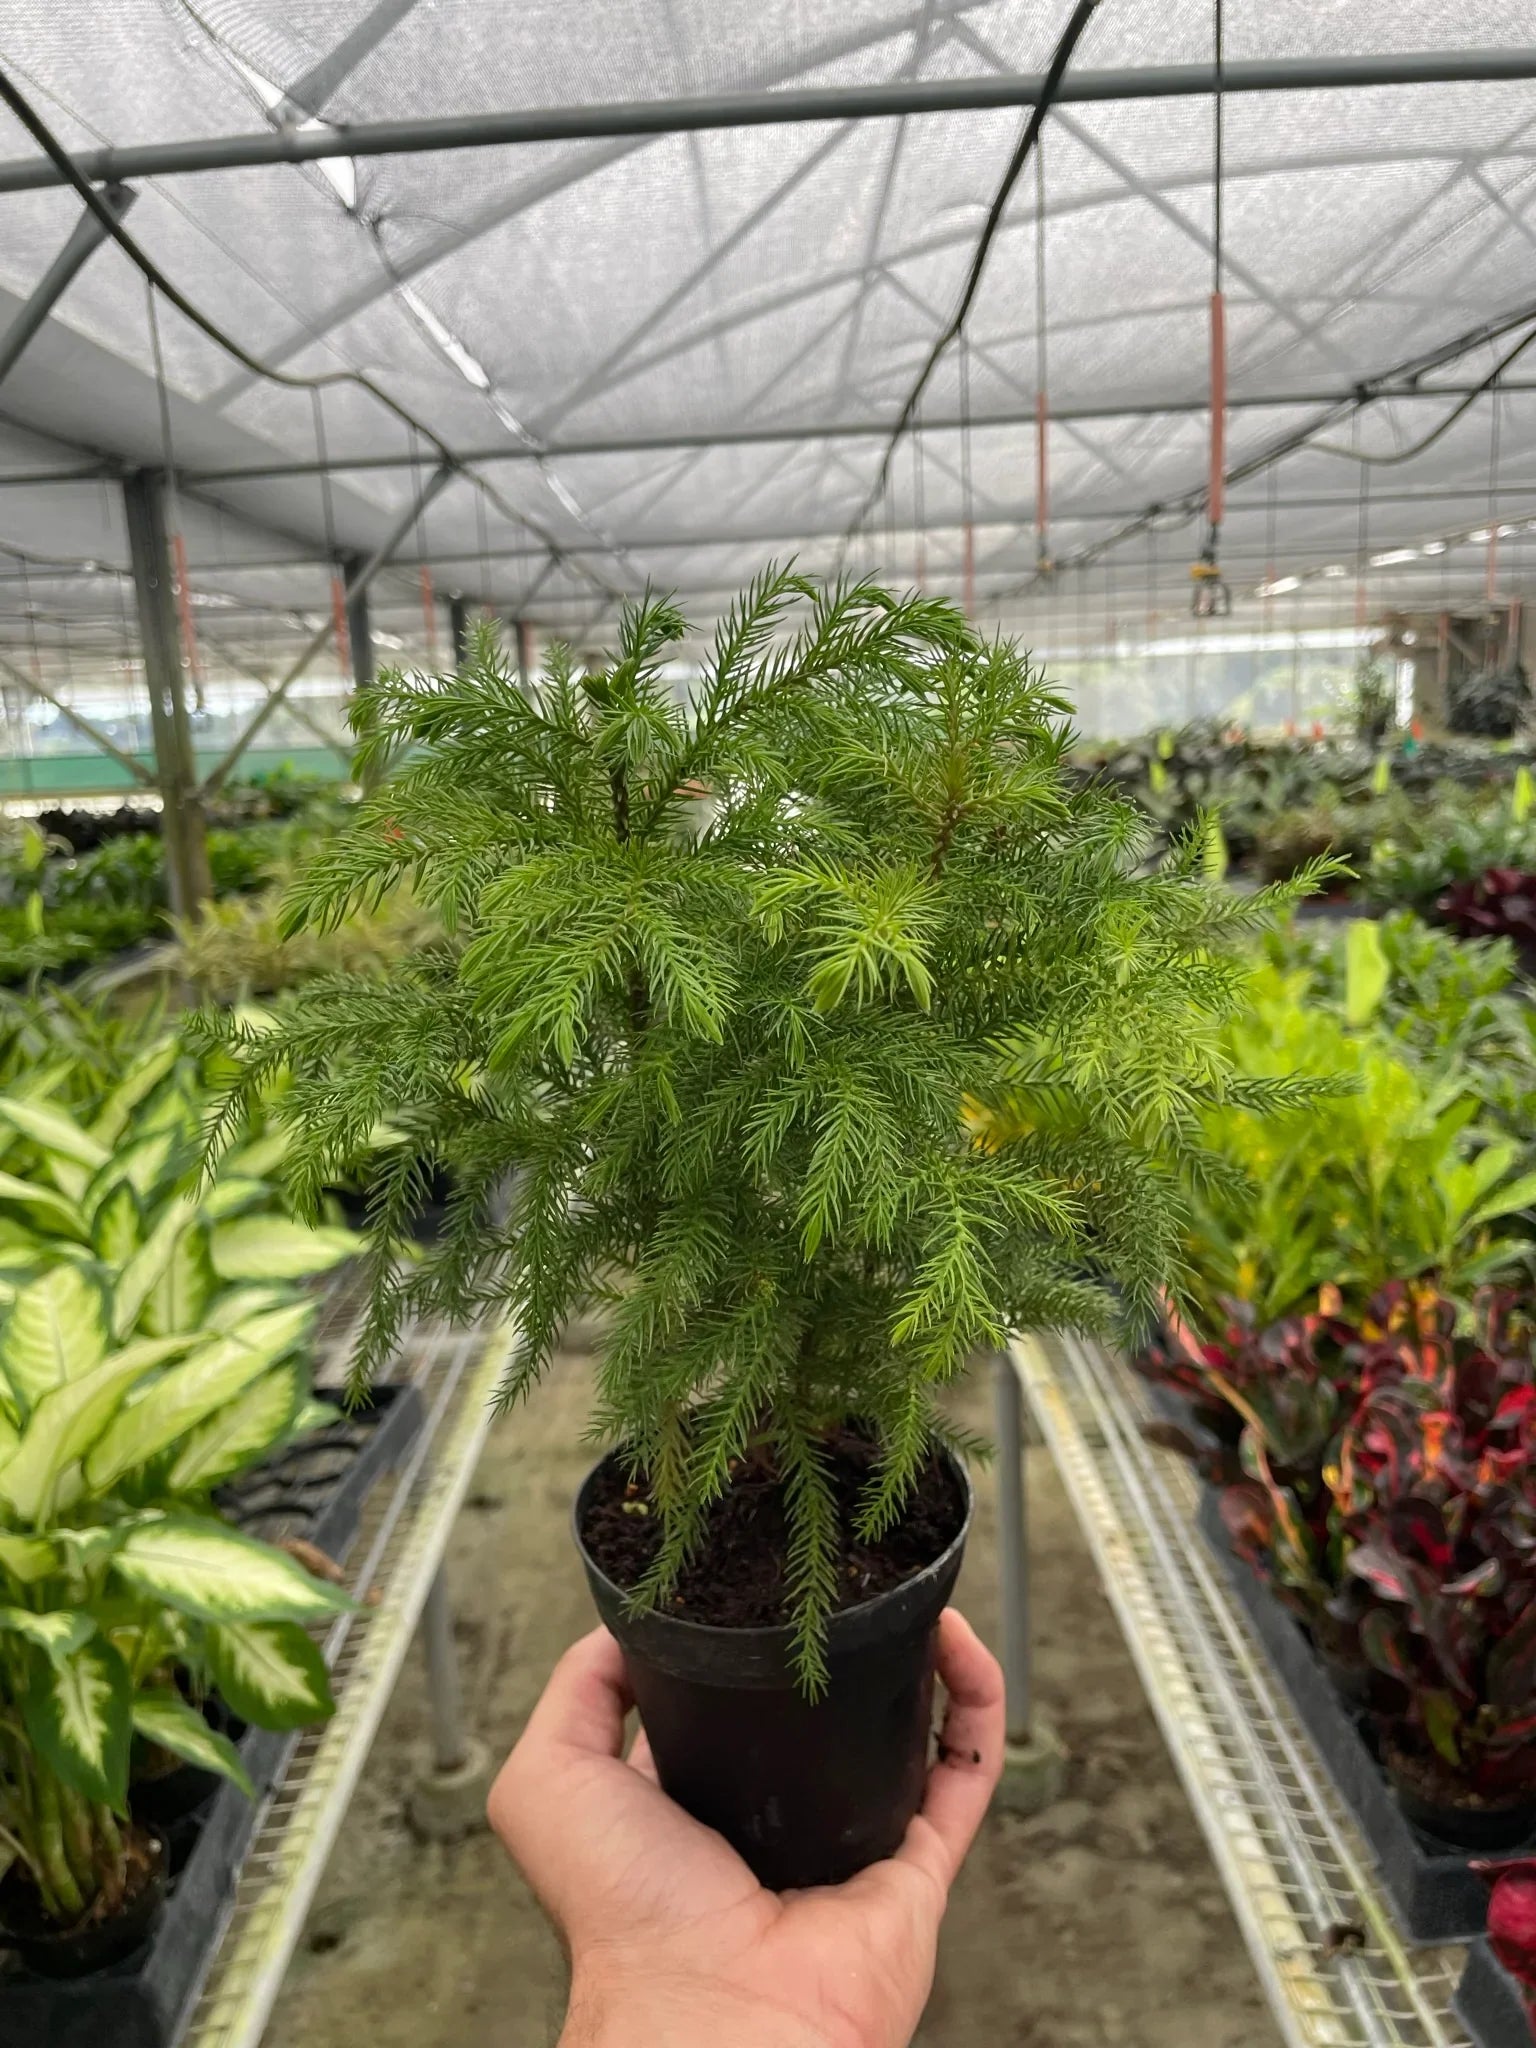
<box><xmin>207</xmin><ymin>569</ymin><xmax>1323</xmax><ymax>1686</ymax></box>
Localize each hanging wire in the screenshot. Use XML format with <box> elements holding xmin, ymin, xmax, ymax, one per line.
<box><xmin>310</xmin><ymin>388</ymin><xmax>353</xmax><ymax>686</ymax></box>
<box><xmin>475</xmin><ymin>485</ymin><xmax>492</xmax><ymax>616</ymax></box>
<box><xmin>845</xmin><ymin>0</ymin><xmax>1102</xmax><ymax>535</ymax></box>
<box><xmin>960</xmin><ymin>333</ymin><xmax>976</xmax><ymax>618</ymax></box>
<box><xmin>1191</xmin><ymin>0</ymin><xmax>1231</xmax><ymax>618</ymax></box>
<box><xmin>1486</xmin><ymin>379</ymin><xmax>1503</xmax><ymax>604</ymax></box>
<box><xmin>911</xmin><ymin>398</ymin><xmax>927</xmax><ymax>590</ymax></box>
<box><xmin>1034</xmin><ymin>135</ymin><xmax>1052</xmax><ymax>576</ymax></box>
<box><xmin>1355</xmin><ymin>426</ymin><xmax>1373</xmax><ymax>632</ymax></box>
<box><xmin>145</xmin><ymin>280</ymin><xmax>206</xmax><ymax>709</ymax></box>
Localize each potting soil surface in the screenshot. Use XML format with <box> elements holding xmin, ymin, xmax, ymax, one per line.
<box><xmin>268</xmin><ymin>1340</ymin><xmax>1281</xmax><ymax>2048</ymax></box>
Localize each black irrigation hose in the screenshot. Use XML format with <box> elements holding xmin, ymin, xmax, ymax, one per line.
<box><xmin>1306</xmin><ymin>316</ymin><xmax>1536</xmax><ymax>466</ymax></box>
<box><xmin>0</xmin><ymin>63</ymin><xmax>623</xmax><ymax>602</ymax></box>
<box><xmin>846</xmin><ymin>0</ymin><xmax>1104</xmax><ymax>537</ymax></box>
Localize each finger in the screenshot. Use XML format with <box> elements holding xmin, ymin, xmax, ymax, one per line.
<box><xmin>893</xmin><ymin>1609</ymin><xmax>1005</xmax><ymax>1891</ymax></box>
<box><xmin>487</xmin><ymin>1629</ymin><xmax>632</xmax><ymax>1846</ymax></box>
<box><xmin>522</xmin><ymin>1627</ymin><xmax>634</xmax><ymax>1760</ymax></box>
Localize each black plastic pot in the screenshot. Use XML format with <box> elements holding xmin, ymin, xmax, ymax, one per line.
<box><xmin>1458</xmin><ymin>1940</ymin><xmax>1536</xmax><ymax>2048</ymax></box>
<box><xmin>0</xmin><ymin>1836</ymin><xmax>167</xmax><ymax>1980</ymax></box>
<box><xmin>574</xmin><ymin>1450</ymin><xmax>972</xmax><ymax>1892</ymax></box>
<box><xmin>1385</xmin><ymin>1752</ymin><xmax>1536</xmax><ymax>1854</ymax></box>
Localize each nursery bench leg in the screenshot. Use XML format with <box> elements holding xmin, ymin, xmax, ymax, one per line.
<box><xmin>406</xmin><ymin>1566</ymin><xmax>494</xmax><ymax>1842</ymax></box>
<box><xmin>991</xmin><ymin>1351</ymin><xmax>1067</xmax><ymax>1817</ymax></box>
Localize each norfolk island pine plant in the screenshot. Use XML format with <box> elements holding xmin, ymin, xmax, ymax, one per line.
<box><xmin>207</xmin><ymin>568</ymin><xmax>1329</xmax><ymax>1884</ymax></box>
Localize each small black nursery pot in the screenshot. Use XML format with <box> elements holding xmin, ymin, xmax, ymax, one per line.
<box><xmin>574</xmin><ymin>1451</ymin><xmax>972</xmax><ymax>1892</ymax></box>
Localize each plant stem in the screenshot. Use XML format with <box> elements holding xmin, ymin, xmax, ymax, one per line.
<box><xmin>32</xmin><ymin>1770</ymin><xmax>84</xmax><ymax>1923</ymax></box>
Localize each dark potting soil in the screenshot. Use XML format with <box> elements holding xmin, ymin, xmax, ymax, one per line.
<box><xmin>580</xmin><ymin>1429</ymin><xmax>966</xmax><ymax>1628</ymax></box>
<box><xmin>1385</xmin><ymin>1737</ymin><xmax>1536</xmax><ymax>1821</ymax></box>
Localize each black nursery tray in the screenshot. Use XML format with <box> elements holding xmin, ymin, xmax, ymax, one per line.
<box><xmin>1197</xmin><ymin>1490</ymin><xmax>1536</xmax><ymax>1944</ymax></box>
<box><xmin>1458</xmin><ymin>1943</ymin><xmax>1535</xmax><ymax>2048</ymax></box>
<box><xmin>0</xmin><ymin>1380</ymin><xmax>426</xmax><ymax>2048</ymax></box>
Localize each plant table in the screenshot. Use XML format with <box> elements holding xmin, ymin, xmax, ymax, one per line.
<box><xmin>174</xmin><ymin>1307</ymin><xmax>515</xmax><ymax>2048</ymax></box>
<box><xmin>1011</xmin><ymin>1328</ymin><xmax>1475</xmax><ymax>2048</ymax></box>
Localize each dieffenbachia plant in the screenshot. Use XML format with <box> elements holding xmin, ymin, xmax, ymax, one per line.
<box><xmin>0</xmin><ymin>1045</ymin><xmax>361</xmax><ymax>1926</ymax></box>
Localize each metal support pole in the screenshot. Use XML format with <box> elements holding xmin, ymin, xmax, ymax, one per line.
<box><xmin>0</xmin><ymin>183</ymin><xmax>135</xmax><ymax>386</ymax></box>
<box><xmin>122</xmin><ymin>469</ymin><xmax>211</xmax><ymax>918</ymax></box>
<box><xmin>342</xmin><ymin>551</ymin><xmax>375</xmax><ymax>692</ymax></box>
<box><xmin>993</xmin><ymin>1349</ymin><xmax>1032</xmax><ymax>1745</ymax></box>
<box><xmin>2</xmin><ymin>53</ymin><xmax>1535</xmax><ymax>193</ymax></box>
<box><xmin>419</xmin><ymin>1567</ymin><xmax>468</xmax><ymax>1774</ymax></box>
<box><xmin>448</xmin><ymin>593</ymin><xmax>470</xmax><ymax>670</ymax></box>
<box><xmin>514</xmin><ymin>617</ymin><xmax>535</xmax><ymax>684</ymax></box>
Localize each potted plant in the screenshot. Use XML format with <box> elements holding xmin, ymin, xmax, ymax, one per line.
<box><xmin>0</xmin><ymin>1042</ymin><xmax>363</xmax><ymax>1987</ymax></box>
<box><xmin>0</xmin><ymin>1240</ymin><xmax>353</xmax><ymax>1979</ymax></box>
<box><xmin>209</xmin><ymin>572</ymin><xmax>1318</xmax><ymax>1887</ymax></box>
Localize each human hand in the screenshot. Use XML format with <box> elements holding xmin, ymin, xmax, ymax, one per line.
<box><xmin>488</xmin><ymin>1609</ymin><xmax>1004</xmax><ymax>2048</ymax></box>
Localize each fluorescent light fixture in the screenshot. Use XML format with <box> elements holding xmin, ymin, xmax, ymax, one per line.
<box><xmin>1257</xmin><ymin>575</ymin><xmax>1300</xmax><ymax>596</ymax></box>
<box><xmin>1498</xmin><ymin>523</ymin><xmax>1518</xmax><ymax>538</ymax></box>
<box><xmin>1370</xmin><ymin>549</ymin><xmax>1419</xmax><ymax>566</ymax></box>
<box><xmin>1422</xmin><ymin>540</ymin><xmax>1448</xmax><ymax>555</ymax></box>
<box><xmin>372</xmin><ymin>630</ymin><xmax>406</xmax><ymax>649</ymax></box>
<box><xmin>1321</xmin><ymin>563</ymin><xmax>1348</xmax><ymax>578</ymax></box>
<box><xmin>1470</xmin><ymin>527</ymin><xmax>1493</xmax><ymax>543</ymax></box>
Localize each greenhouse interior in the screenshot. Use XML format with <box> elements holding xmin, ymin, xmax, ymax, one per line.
<box><xmin>14</xmin><ymin>7</ymin><xmax>1536</xmax><ymax>2048</ymax></box>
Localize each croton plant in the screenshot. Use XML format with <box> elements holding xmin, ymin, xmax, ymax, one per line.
<box><xmin>1148</xmin><ymin>1282</ymin><xmax>1536</xmax><ymax>1806</ymax></box>
<box><xmin>0</xmin><ymin>1040</ymin><xmax>360</xmax><ymax>1927</ymax></box>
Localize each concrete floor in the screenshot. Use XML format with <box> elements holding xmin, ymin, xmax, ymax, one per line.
<box><xmin>269</xmin><ymin>1348</ymin><xmax>1281</xmax><ymax>2048</ymax></box>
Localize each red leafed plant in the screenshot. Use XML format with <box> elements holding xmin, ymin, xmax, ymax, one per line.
<box><xmin>1439</xmin><ymin>867</ymin><xmax>1536</xmax><ymax>950</ymax></box>
<box><xmin>1477</xmin><ymin>1861</ymin><xmax>1536</xmax><ymax>2032</ymax></box>
<box><xmin>1144</xmin><ymin>1282</ymin><xmax>1536</xmax><ymax>1743</ymax></box>
<box><xmin>1334</xmin><ymin>1291</ymin><xmax>1536</xmax><ymax>1808</ymax></box>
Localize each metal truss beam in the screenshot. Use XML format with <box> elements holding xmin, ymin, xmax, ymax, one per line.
<box><xmin>1</xmin><ymin>54</ymin><xmax>1533</xmax><ymax>194</ymax></box>
<box><xmin>134</xmin><ymin>379</ymin><xmax>1534</xmax><ymax>485</ymax></box>
<box><xmin>0</xmin><ymin>183</ymin><xmax>135</xmax><ymax>386</ymax></box>
<box><xmin>198</xmin><ymin>462</ymin><xmax>450</xmax><ymax>798</ymax></box>
<box><xmin>0</xmin><ymin>647</ymin><xmax>157</xmax><ymax>785</ymax></box>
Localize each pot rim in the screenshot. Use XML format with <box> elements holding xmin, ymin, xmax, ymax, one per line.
<box><xmin>572</xmin><ymin>1441</ymin><xmax>974</xmax><ymax>1648</ymax></box>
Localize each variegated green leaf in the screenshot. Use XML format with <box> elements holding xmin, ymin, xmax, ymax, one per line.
<box><xmin>0</xmin><ymin>1097</ymin><xmax>109</xmax><ymax>1174</ymax></box>
<box><xmin>1</xmin><ymin>1264</ymin><xmax>109</xmax><ymax>1410</ymax></box>
<box><xmin>0</xmin><ymin>1607</ymin><xmax>92</xmax><ymax>1662</ymax></box>
<box><xmin>111</xmin><ymin>1195</ymin><xmax>197</xmax><ymax>1339</ymax></box>
<box><xmin>20</xmin><ymin>1633</ymin><xmax>130</xmax><ymax>1808</ymax></box>
<box><xmin>210</xmin><ymin>1217</ymin><xmax>361</xmax><ymax>1281</ymax></box>
<box><xmin>166</xmin><ymin>1362</ymin><xmax>305</xmax><ymax>1493</ymax></box>
<box><xmin>202</xmin><ymin>1178</ymin><xmax>272</xmax><ymax>1221</ymax></box>
<box><xmin>290</xmin><ymin>1397</ymin><xmax>339</xmax><ymax>1440</ymax></box>
<box><xmin>0</xmin><ymin>1172</ymin><xmax>89</xmax><ymax>1242</ymax></box>
<box><xmin>92</xmin><ymin>1180</ymin><xmax>142</xmax><ymax>1267</ymax></box>
<box><xmin>142</xmin><ymin>1223</ymin><xmax>215</xmax><ymax>1339</ymax></box>
<box><xmin>85</xmin><ymin>1304</ymin><xmax>314</xmax><ymax>1493</ymax></box>
<box><xmin>89</xmin><ymin>1038</ymin><xmax>181</xmax><ymax>1149</ymax></box>
<box><xmin>132</xmin><ymin>1689</ymin><xmax>253</xmax><ymax>1798</ymax></box>
<box><xmin>0</xmin><ymin>1531</ymin><xmax>59</xmax><ymax>1582</ymax></box>
<box><xmin>223</xmin><ymin>1130</ymin><xmax>290</xmax><ymax>1180</ymax></box>
<box><xmin>205</xmin><ymin>1618</ymin><xmax>336</xmax><ymax>1730</ymax></box>
<box><xmin>113</xmin><ymin>1517</ymin><xmax>352</xmax><ymax>1623</ymax></box>
<box><xmin>0</xmin><ymin>1344</ymin><xmax>157</xmax><ymax>1523</ymax></box>
<box><xmin>204</xmin><ymin>1285</ymin><xmax>293</xmax><ymax>1332</ymax></box>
